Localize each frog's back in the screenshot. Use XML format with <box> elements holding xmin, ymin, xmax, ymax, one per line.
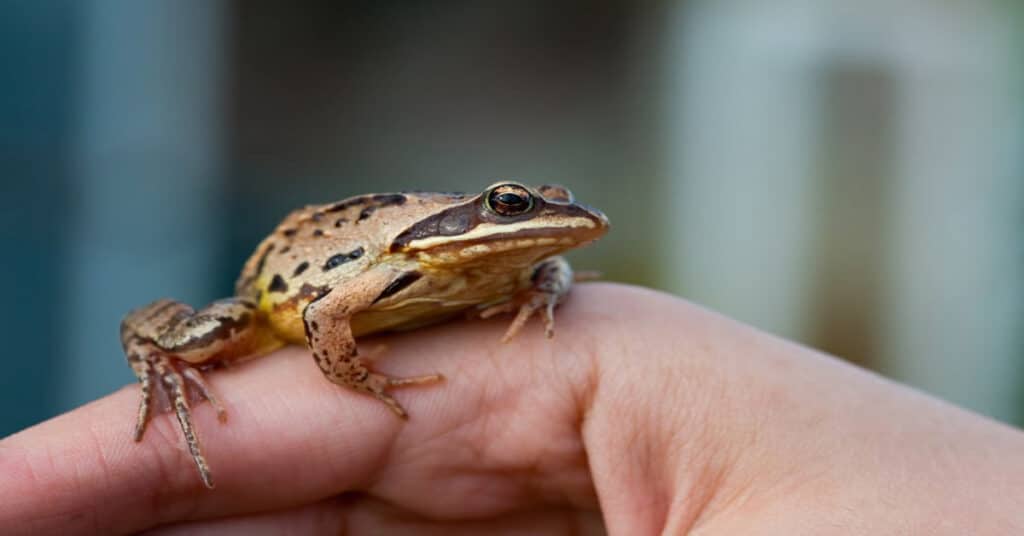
<box><xmin>233</xmin><ymin>191</ymin><xmax>470</xmax><ymax>340</ymax></box>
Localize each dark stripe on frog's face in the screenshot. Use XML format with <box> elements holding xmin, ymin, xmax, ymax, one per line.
<box><xmin>293</xmin><ymin>261</ymin><xmax>309</xmax><ymax>277</ymax></box>
<box><xmin>388</xmin><ymin>200</ymin><xmax>484</xmax><ymax>251</ymax></box>
<box><xmin>389</xmin><ymin>183</ymin><xmax>604</xmax><ymax>253</ymax></box>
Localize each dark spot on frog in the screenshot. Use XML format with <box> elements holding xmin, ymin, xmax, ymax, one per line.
<box><xmin>268</xmin><ymin>274</ymin><xmax>289</xmax><ymax>293</ymax></box>
<box><xmin>279</xmin><ymin>245</ymin><xmax>291</xmax><ymax>255</ymax></box>
<box><xmin>282</xmin><ymin>229</ymin><xmax>297</xmax><ymax>237</ymax></box>
<box><xmin>335</xmin><ymin>218</ymin><xmax>348</xmax><ymax>227</ymax></box>
<box><xmin>167</xmin><ymin>313</ymin><xmax>253</xmax><ymax>352</ymax></box>
<box><xmin>299</xmin><ymin>283</ymin><xmax>330</xmax><ymax>300</ymax></box>
<box><xmin>293</xmin><ymin>261</ymin><xmax>309</xmax><ymax>277</ymax></box>
<box><xmin>310</xmin><ymin>320</ymin><xmax>319</xmax><ymax>332</ymax></box>
<box><xmin>326</xmin><ymin>196</ymin><xmax>369</xmax><ymax>213</ymax></box>
<box><xmin>323</xmin><ymin>247</ymin><xmax>365</xmax><ymax>271</ymax></box>
<box><xmin>372</xmin><ymin>193</ymin><xmax>407</xmax><ymax>207</ymax></box>
<box><xmin>358</xmin><ymin>206</ymin><xmax>376</xmax><ymax>221</ymax></box>
<box><xmin>313</xmin><ymin>229</ymin><xmax>324</xmax><ymax>237</ymax></box>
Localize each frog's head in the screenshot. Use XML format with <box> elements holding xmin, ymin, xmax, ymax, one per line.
<box><xmin>391</xmin><ymin>181</ymin><xmax>608</xmax><ymax>268</ymax></box>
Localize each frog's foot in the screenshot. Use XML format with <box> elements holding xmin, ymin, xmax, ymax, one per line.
<box><xmin>481</xmin><ymin>291</ymin><xmax>559</xmax><ymax>343</ymax></box>
<box><xmin>357</xmin><ymin>371</ymin><xmax>445</xmax><ymax>419</ymax></box>
<box><xmin>129</xmin><ymin>350</ymin><xmax>223</xmax><ymax>489</ymax></box>
<box><xmin>121</xmin><ymin>296</ymin><xmax>275</xmax><ymax>489</ymax></box>
<box><xmin>480</xmin><ymin>256</ymin><xmax>576</xmax><ymax>343</ymax></box>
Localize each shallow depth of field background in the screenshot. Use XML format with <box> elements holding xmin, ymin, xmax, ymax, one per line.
<box><xmin>2</xmin><ymin>0</ymin><xmax>1022</xmax><ymax>436</ymax></box>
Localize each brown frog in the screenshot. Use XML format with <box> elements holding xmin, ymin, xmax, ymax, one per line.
<box><xmin>120</xmin><ymin>181</ymin><xmax>609</xmax><ymax>488</ymax></box>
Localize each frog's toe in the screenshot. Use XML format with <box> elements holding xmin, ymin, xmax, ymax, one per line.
<box><xmin>152</xmin><ymin>356</ymin><xmax>216</xmax><ymax>489</ymax></box>
<box><xmin>182</xmin><ymin>366</ymin><xmax>227</xmax><ymax>422</ymax></box>
<box><xmin>478</xmin><ymin>301</ymin><xmax>518</xmax><ymax>319</ymax></box>
<box><xmin>130</xmin><ymin>355</ymin><xmax>156</xmax><ymax>442</ymax></box>
<box><xmin>363</xmin><ymin>371</ymin><xmax>444</xmax><ymax>419</ymax></box>
<box><xmin>499</xmin><ymin>291</ymin><xmax>559</xmax><ymax>343</ymax></box>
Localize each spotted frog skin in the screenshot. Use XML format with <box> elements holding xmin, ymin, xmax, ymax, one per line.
<box><xmin>120</xmin><ymin>181</ymin><xmax>609</xmax><ymax>488</ymax></box>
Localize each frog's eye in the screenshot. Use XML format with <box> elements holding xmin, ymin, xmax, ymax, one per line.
<box><xmin>485</xmin><ymin>184</ymin><xmax>534</xmax><ymax>217</ymax></box>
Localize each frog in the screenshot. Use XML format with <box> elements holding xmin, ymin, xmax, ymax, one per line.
<box><xmin>119</xmin><ymin>181</ymin><xmax>609</xmax><ymax>489</ymax></box>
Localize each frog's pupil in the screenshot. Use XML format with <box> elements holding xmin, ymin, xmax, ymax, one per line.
<box><xmin>497</xmin><ymin>193</ymin><xmax>525</xmax><ymax>207</ymax></box>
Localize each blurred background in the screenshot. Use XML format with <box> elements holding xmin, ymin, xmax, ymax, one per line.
<box><xmin>2</xmin><ymin>0</ymin><xmax>1022</xmax><ymax>438</ymax></box>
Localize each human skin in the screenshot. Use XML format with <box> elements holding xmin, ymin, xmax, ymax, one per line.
<box><xmin>1</xmin><ymin>284</ymin><xmax>1022</xmax><ymax>535</ymax></box>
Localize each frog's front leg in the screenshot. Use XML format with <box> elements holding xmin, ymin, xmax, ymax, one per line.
<box><xmin>120</xmin><ymin>297</ymin><xmax>280</xmax><ymax>488</ymax></box>
<box><xmin>302</xmin><ymin>273</ymin><xmax>443</xmax><ymax>418</ymax></box>
<box><xmin>479</xmin><ymin>255</ymin><xmax>576</xmax><ymax>342</ymax></box>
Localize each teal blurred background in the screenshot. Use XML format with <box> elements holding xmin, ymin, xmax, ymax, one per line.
<box><xmin>2</xmin><ymin>0</ymin><xmax>1022</xmax><ymax>437</ymax></box>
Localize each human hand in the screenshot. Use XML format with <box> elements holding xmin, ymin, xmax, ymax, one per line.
<box><xmin>2</xmin><ymin>284</ymin><xmax>1022</xmax><ymax>534</ymax></box>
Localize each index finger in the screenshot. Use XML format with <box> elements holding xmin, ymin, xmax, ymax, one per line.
<box><xmin>0</xmin><ymin>334</ymin><xmax>460</xmax><ymax>535</ymax></box>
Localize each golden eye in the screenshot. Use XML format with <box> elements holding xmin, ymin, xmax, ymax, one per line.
<box><xmin>485</xmin><ymin>184</ymin><xmax>534</xmax><ymax>216</ymax></box>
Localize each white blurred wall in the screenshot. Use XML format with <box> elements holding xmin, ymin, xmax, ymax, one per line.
<box><xmin>662</xmin><ymin>0</ymin><xmax>1024</xmax><ymax>422</ymax></box>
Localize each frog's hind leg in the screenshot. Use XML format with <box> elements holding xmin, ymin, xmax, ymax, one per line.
<box><xmin>120</xmin><ymin>297</ymin><xmax>279</xmax><ymax>489</ymax></box>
